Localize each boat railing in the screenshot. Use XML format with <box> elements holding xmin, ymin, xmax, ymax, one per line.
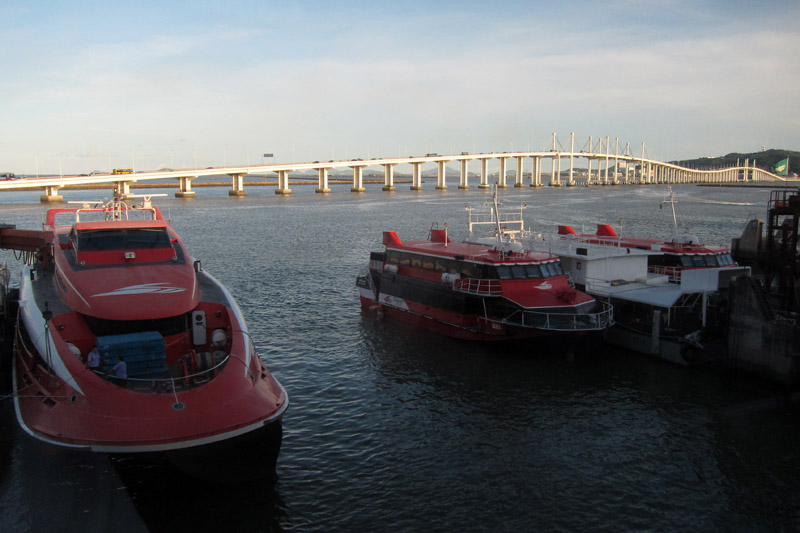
<box><xmin>453</xmin><ymin>277</ymin><xmax>503</xmax><ymax>296</ymax></box>
<box><xmin>95</xmin><ymin>354</ymin><xmax>231</xmax><ymax>393</ymax></box>
<box><xmin>648</xmin><ymin>265</ymin><xmax>682</xmax><ymax>283</ymax></box>
<box><xmin>498</xmin><ymin>301</ymin><xmax>615</xmax><ymax>332</ymax></box>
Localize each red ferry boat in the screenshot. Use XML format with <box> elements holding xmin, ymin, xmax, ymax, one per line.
<box><xmin>357</xmin><ymin>226</ymin><xmax>614</xmax><ymax>341</ymax></box>
<box><xmin>6</xmin><ymin>196</ymin><xmax>287</xmax><ymax>480</ymax></box>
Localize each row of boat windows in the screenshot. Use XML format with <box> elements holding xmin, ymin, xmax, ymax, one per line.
<box><xmin>385</xmin><ymin>250</ymin><xmax>564</xmax><ymax>279</ymax></box>
<box><xmin>648</xmin><ymin>253</ymin><xmax>736</xmax><ymax>268</ymax></box>
<box><xmin>74</xmin><ymin>228</ymin><xmax>172</xmax><ymax>251</ymax></box>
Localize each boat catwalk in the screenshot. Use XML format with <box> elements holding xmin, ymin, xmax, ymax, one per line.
<box><xmin>357</xmin><ymin>225</ymin><xmax>614</xmax><ymax>342</ymax></box>
<box><xmin>6</xmin><ymin>196</ymin><xmax>287</xmax><ymax>481</ymax></box>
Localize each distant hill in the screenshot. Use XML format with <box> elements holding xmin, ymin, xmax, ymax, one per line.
<box><xmin>670</xmin><ymin>148</ymin><xmax>799</xmax><ymax>175</ymax></box>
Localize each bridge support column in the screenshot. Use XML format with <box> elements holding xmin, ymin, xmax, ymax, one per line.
<box><xmin>531</xmin><ymin>157</ymin><xmax>542</xmax><ymax>186</ymax></box>
<box><xmin>351</xmin><ymin>166</ymin><xmax>365</xmax><ymax>192</ymax></box>
<box><xmin>175</xmin><ymin>176</ymin><xmax>197</xmax><ymax>198</ymax></box>
<box><xmin>435</xmin><ymin>161</ymin><xmax>447</xmax><ymax>190</ymax></box>
<box><xmin>567</xmin><ymin>132</ymin><xmax>576</xmax><ymax>186</ymax></box>
<box><xmin>479</xmin><ymin>158</ymin><xmax>490</xmax><ymax>188</ymax></box>
<box><xmin>550</xmin><ymin>155</ymin><xmax>562</xmax><ymax>186</ymax></box>
<box><xmin>514</xmin><ymin>156</ymin><xmax>525</xmax><ymax>187</ymax></box>
<box><xmin>39</xmin><ymin>185</ymin><xmax>63</xmax><ymax>203</ymax></box>
<box><xmin>458</xmin><ymin>159</ymin><xmax>469</xmax><ymax>189</ymax></box>
<box><xmin>497</xmin><ymin>157</ymin><xmax>508</xmax><ymax>188</ymax></box>
<box><xmin>586</xmin><ymin>157</ymin><xmax>593</xmax><ymax>186</ymax></box>
<box><xmin>410</xmin><ymin>162</ymin><xmax>423</xmax><ymax>190</ymax></box>
<box><xmin>228</xmin><ymin>174</ymin><xmax>247</xmax><ymax>197</ymax></box>
<box><xmin>276</xmin><ymin>170</ymin><xmax>292</xmax><ymax>195</ymax></box>
<box><xmin>316</xmin><ymin>168</ymin><xmax>331</xmax><ymax>193</ymax></box>
<box><xmin>382</xmin><ymin>164</ymin><xmax>396</xmax><ymax>191</ymax></box>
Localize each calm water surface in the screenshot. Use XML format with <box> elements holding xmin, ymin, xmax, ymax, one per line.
<box><xmin>0</xmin><ymin>183</ymin><xmax>798</xmax><ymax>532</ymax></box>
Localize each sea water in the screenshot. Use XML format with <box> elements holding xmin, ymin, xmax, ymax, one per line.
<box><xmin>0</xmin><ymin>183</ymin><xmax>797</xmax><ymax>532</ymax></box>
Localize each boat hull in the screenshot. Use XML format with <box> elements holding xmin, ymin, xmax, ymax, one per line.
<box><xmin>360</xmin><ymin>289</ymin><xmax>587</xmax><ymax>342</ymax></box>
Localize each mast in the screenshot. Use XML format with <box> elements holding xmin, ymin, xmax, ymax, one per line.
<box><xmin>660</xmin><ymin>186</ymin><xmax>679</xmax><ymax>240</ymax></box>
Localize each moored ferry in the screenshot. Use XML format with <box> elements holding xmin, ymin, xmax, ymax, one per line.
<box><xmin>357</xmin><ymin>225</ymin><xmax>614</xmax><ymax>342</ymax></box>
<box><xmin>3</xmin><ymin>196</ymin><xmax>287</xmax><ymax>481</ymax></box>
<box><xmin>540</xmin><ymin>188</ymin><xmax>750</xmax><ymax>364</ymax></box>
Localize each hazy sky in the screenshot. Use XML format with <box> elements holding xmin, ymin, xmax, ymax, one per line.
<box><xmin>2</xmin><ymin>0</ymin><xmax>798</xmax><ymax>174</ymax></box>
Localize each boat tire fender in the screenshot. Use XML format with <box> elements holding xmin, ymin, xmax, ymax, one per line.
<box><xmin>681</xmin><ymin>343</ymin><xmax>701</xmax><ymax>363</ymax></box>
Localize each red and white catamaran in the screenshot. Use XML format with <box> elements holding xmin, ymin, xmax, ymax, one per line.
<box><xmin>5</xmin><ymin>196</ymin><xmax>287</xmax><ymax>480</ymax></box>
<box><xmin>357</xmin><ymin>219</ymin><xmax>614</xmax><ymax>342</ymax></box>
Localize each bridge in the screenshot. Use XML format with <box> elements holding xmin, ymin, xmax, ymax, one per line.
<box><xmin>0</xmin><ymin>133</ymin><xmax>789</xmax><ymax>202</ymax></box>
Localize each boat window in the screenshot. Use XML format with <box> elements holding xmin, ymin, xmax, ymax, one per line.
<box><xmin>495</xmin><ymin>266</ymin><xmax>512</xmax><ymax>279</ymax></box>
<box><xmin>722</xmin><ymin>253</ymin><xmax>734</xmax><ymax>265</ymax></box>
<box><xmin>680</xmin><ymin>256</ymin><xmax>694</xmax><ymax>267</ymax></box>
<box><xmin>526</xmin><ymin>265</ymin><xmax>542</xmax><ymax>278</ymax></box>
<box><xmin>125</xmin><ymin>228</ymin><xmax>172</xmax><ymax>249</ymax></box>
<box><xmin>461</xmin><ymin>262</ymin><xmax>475</xmax><ymax>277</ymax></box>
<box><xmin>422</xmin><ymin>256</ymin><xmax>434</xmax><ymax>270</ymax></box>
<box><xmin>703</xmin><ymin>255</ymin><xmax>718</xmax><ymax>267</ymax></box>
<box><xmin>542</xmin><ymin>262</ymin><xmax>561</xmax><ymax>277</ymax></box>
<box><xmin>78</xmin><ymin>229</ymin><xmax>125</xmax><ymax>251</ymax></box>
<box><xmin>76</xmin><ymin>228</ymin><xmax>171</xmax><ymax>251</ymax></box>
<box><xmin>691</xmin><ymin>255</ymin><xmax>705</xmax><ymax>267</ymax></box>
<box><xmin>511</xmin><ymin>265</ymin><xmax>527</xmax><ymax>278</ymax></box>
<box><xmin>387</xmin><ymin>251</ymin><xmax>400</xmax><ymax>264</ymax></box>
<box><xmin>448</xmin><ymin>262</ymin><xmax>460</xmax><ymax>274</ymax></box>
<box><xmin>434</xmin><ymin>258</ymin><xmax>448</xmax><ymax>273</ymax></box>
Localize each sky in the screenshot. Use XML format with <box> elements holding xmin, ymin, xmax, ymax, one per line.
<box><xmin>1</xmin><ymin>0</ymin><xmax>798</xmax><ymax>174</ymax></box>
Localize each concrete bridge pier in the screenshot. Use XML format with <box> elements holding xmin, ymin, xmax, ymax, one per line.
<box><xmin>586</xmin><ymin>157</ymin><xmax>593</xmax><ymax>186</ymax></box>
<box><xmin>382</xmin><ymin>164</ymin><xmax>396</xmax><ymax>191</ymax></box>
<box><xmin>228</xmin><ymin>173</ymin><xmax>247</xmax><ymax>197</ymax></box>
<box><xmin>531</xmin><ymin>157</ymin><xmax>543</xmax><ymax>187</ymax></box>
<box><xmin>436</xmin><ymin>161</ymin><xmax>447</xmax><ymax>190</ymax></box>
<box><xmin>175</xmin><ymin>176</ymin><xmax>197</xmax><ymax>198</ymax></box>
<box><xmin>566</xmin><ymin>132</ymin><xmax>576</xmax><ymax>186</ymax></box>
<box><xmin>514</xmin><ymin>156</ymin><xmax>525</xmax><ymax>187</ymax></box>
<box><xmin>458</xmin><ymin>159</ymin><xmax>469</xmax><ymax>189</ymax></box>
<box><xmin>351</xmin><ymin>166</ymin><xmax>365</xmax><ymax>192</ymax></box>
<box><xmin>550</xmin><ymin>155</ymin><xmax>562</xmax><ymax>187</ymax></box>
<box><xmin>497</xmin><ymin>157</ymin><xmax>508</xmax><ymax>188</ymax></box>
<box><xmin>410</xmin><ymin>162</ymin><xmax>423</xmax><ymax>190</ymax></box>
<box><xmin>479</xmin><ymin>158</ymin><xmax>490</xmax><ymax>189</ymax></box>
<box><xmin>275</xmin><ymin>170</ymin><xmax>292</xmax><ymax>195</ymax></box>
<box><xmin>316</xmin><ymin>168</ymin><xmax>331</xmax><ymax>193</ymax></box>
<box><xmin>40</xmin><ymin>184</ymin><xmax>63</xmax><ymax>203</ymax></box>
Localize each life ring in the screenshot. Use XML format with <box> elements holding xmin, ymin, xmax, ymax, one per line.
<box><xmin>681</xmin><ymin>343</ymin><xmax>701</xmax><ymax>363</ymax></box>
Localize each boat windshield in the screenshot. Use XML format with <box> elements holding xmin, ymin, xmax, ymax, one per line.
<box><xmin>76</xmin><ymin>228</ymin><xmax>172</xmax><ymax>251</ymax></box>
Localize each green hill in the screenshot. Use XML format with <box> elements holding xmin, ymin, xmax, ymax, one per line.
<box><xmin>670</xmin><ymin>149</ymin><xmax>798</xmax><ymax>175</ymax></box>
